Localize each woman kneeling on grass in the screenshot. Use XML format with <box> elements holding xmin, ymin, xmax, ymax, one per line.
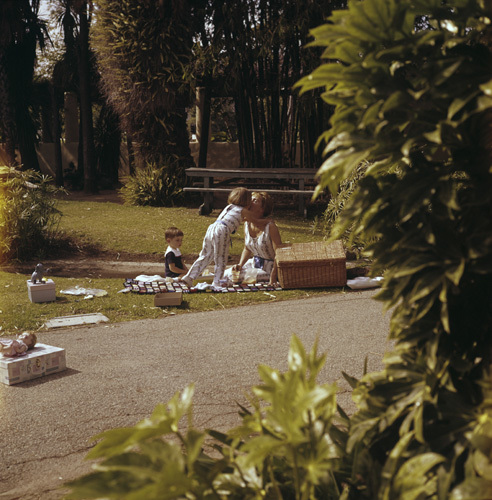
<box><xmin>224</xmin><ymin>191</ymin><xmax>282</xmax><ymax>285</ymax></box>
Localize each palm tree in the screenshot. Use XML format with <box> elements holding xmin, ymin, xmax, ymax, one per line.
<box><xmin>73</xmin><ymin>0</ymin><xmax>97</xmax><ymax>193</ymax></box>
<box><xmin>54</xmin><ymin>0</ymin><xmax>97</xmax><ymax>192</ymax></box>
<box><xmin>0</xmin><ymin>0</ymin><xmax>47</xmax><ymax>171</ymax></box>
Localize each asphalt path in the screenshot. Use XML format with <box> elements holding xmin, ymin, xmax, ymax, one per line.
<box><xmin>0</xmin><ymin>289</ymin><xmax>391</xmax><ymax>499</ymax></box>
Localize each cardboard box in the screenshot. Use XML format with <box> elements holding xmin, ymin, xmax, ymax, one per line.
<box><xmin>154</xmin><ymin>290</ymin><xmax>183</xmax><ymax>306</ymax></box>
<box><xmin>0</xmin><ymin>343</ymin><xmax>66</xmax><ymax>385</ymax></box>
<box><xmin>276</xmin><ymin>241</ymin><xmax>346</xmax><ymax>289</ymax></box>
<box><xmin>27</xmin><ymin>279</ymin><xmax>56</xmax><ymax>303</ymax></box>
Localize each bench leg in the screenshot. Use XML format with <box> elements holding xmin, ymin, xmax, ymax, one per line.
<box><xmin>198</xmin><ymin>203</ymin><xmax>212</xmax><ymax>215</ymax></box>
<box><xmin>204</xmin><ymin>192</ymin><xmax>213</xmax><ymax>213</ymax></box>
<box><xmin>298</xmin><ymin>195</ymin><xmax>306</xmax><ymax>217</ymax></box>
<box><xmin>198</xmin><ymin>177</ymin><xmax>213</xmax><ymax>215</ymax></box>
<box><xmin>298</xmin><ymin>179</ymin><xmax>306</xmax><ymax>217</ymax></box>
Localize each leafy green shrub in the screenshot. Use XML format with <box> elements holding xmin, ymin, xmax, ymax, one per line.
<box><xmin>0</xmin><ymin>168</ymin><xmax>66</xmax><ymax>263</ymax></box>
<box><xmin>315</xmin><ymin>161</ymin><xmax>368</xmax><ymax>258</ymax></box>
<box><xmin>119</xmin><ymin>160</ymin><xmax>185</xmax><ymax>207</ymax></box>
<box><xmin>65</xmin><ymin>337</ymin><xmax>351</xmax><ymax>499</ymax></box>
<box><xmin>296</xmin><ymin>0</ymin><xmax>492</xmax><ymax>497</ymax></box>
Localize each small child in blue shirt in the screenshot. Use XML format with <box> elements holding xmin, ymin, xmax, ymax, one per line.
<box><xmin>164</xmin><ymin>227</ymin><xmax>188</xmax><ymax>278</ymax></box>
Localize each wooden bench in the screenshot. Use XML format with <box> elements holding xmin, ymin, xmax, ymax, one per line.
<box><xmin>184</xmin><ymin>167</ymin><xmax>318</xmax><ymax>216</ymax></box>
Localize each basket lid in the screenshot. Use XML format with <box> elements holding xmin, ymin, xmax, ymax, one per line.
<box><xmin>276</xmin><ymin>240</ymin><xmax>345</xmax><ymax>264</ymax></box>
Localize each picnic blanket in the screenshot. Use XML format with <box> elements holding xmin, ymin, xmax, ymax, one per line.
<box><xmin>124</xmin><ymin>278</ymin><xmax>282</xmax><ymax>294</ymax></box>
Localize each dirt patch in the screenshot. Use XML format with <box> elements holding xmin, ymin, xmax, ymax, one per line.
<box><xmin>3</xmin><ymin>256</ymin><xmax>368</xmax><ymax>280</ymax></box>
<box><xmin>56</xmin><ymin>189</ymin><xmax>126</xmax><ymax>204</ymax></box>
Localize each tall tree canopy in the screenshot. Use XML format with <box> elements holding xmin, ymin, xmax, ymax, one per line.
<box><xmin>91</xmin><ymin>0</ymin><xmax>346</xmax><ymax>171</ymax></box>
<box><xmin>196</xmin><ymin>0</ymin><xmax>346</xmax><ymax>169</ymax></box>
<box><xmin>0</xmin><ymin>0</ymin><xmax>46</xmax><ymax>170</ymax></box>
<box><xmin>92</xmin><ymin>0</ymin><xmax>198</xmax><ymax>169</ymax></box>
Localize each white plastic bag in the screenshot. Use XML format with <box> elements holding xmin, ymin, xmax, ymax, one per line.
<box><xmin>243</xmin><ymin>267</ymin><xmax>260</xmax><ymax>284</ymax></box>
<box><xmin>60</xmin><ymin>286</ymin><xmax>108</xmax><ymax>297</ymax></box>
<box><xmin>347</xmin><ymin>276</ymin><xmax>383</xmax><ymax>290</ymax></box>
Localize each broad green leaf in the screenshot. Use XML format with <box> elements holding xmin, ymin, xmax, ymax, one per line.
<box><xmin>241</xmin><ymin>434</ymin><xmax>284</xmax><ymax>467</ymax></box>
<box><xmin>360</xmin><ymin>100</ymin><xmax>384</xmax><ymax>127</ymax></box>
<box><xmin>362</xmin><ymin>0</ymin><xmax>398</xmax><ymax>32</ymax></box>
<box><xmin>440</xmin><ymin>290</ymin><xmax>450</xmax><ymax>333</ymax></box>
<box><xmin>256</xmin><ymin>364</ymin><xmax>281</xmax><ymax>390</ymax></box>
<box><xmin>346</xmin><ymin>416</ymin><xmax>381</xmax><ymax>453</ymax></box>
<box><xmin>394</xmin><ymin>453</ymin><xmax>445</xmax><ymax>497</ymax></box>
<box><xmin>380</xmin><ymin>432</ymin><xmax>415</xmax><ymax>498</ymax></box>
<box><xmin>475</xmin><ymin>95</ymin><xmax>492</xmax><ymax>113</ymax></box>
<box><xmin>87</xmin><ymin>428</ymin><xmax>138</xmax><ymax>460</ymax></box>
<box><xmin>438</xmin><ymin>181</ymin><xmax>460</xmax><ymax>211</ymax></box>
<box><xmin>317</xmin><ymin>149</ymin><xmax>370</xmax><ymax>194</ymax></box>
<box><xmin>332</xmin><ymin>40</ymin><xmax>363</xmax><ymax>63</ymax></box>
<box><xmin>408</xmin><ymin>270</ymin><xmax>443</xmax><ymax>304</ymax></box>
<box><xmin>391</xmin><ymin>255</ymin><xmax>441</xmax><ymax>279</ymax></box>
<box><xmin>448</xmin><ymin>92</ymin><xmax>479</xmax><ymax>120</ymax></box>
<box><xmin>473</xmin><ymin>449</ymin><xmax>492</xmax><ymax>480</ymax></box>
<box><xmin>65</xmin><ymin>471</ymin><xmax>137</xmax><ymax>499</ymax></box>
<box><xmin>184</xmin><ymin>428</ymin><xmax>206</xmax><ymax>468</ymax></box>
<box><xmin>445</xmin><ymin>258</ymin><xmax>465</xmax><ymax>287</ymax></box>
<box><xmin>344</xmin><ymin>18</ymin><xmax>387</xmax><ymax>43</ymax></box>
<box><xmin>424</xmin><ymin>125</ymin><xmax>445</xmax><ymax>144</ymax></box>
<box><xmin>479</xmin><ymin>79</ymin><xmax>492</xmax><ymax>96</ymax></box>
<box><xmin>433</xmin><ymin>60</ymin><xmax>462</xmax><ymax>86</ymax></box>
<box><xmin>342</xmin><ymin>371</ymin><xmax>359</xmax><ymax>389</ymax></box>
<box><xmin>288</xmin><ymin>335</ymin><xmax>307</xmax><ymax>372</ymax></box>
<box><xmin>381</xmin><ymin>91</ymin><xmax>408</xmax><ymax>114</ymax></box>
<box><xmin>450</xmin><ymin>477</ymin><xmax>492</xmax><ymax>500</ymax></box>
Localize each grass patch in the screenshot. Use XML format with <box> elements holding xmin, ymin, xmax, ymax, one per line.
<box><xmin>0</xmin><ymin>198</ymin><xmax>341</xmax><ymax>336</ymax></box>
<box><xmin>0</xmin><ymin>271</ymin><xmax>343</xmax><ymax>335</ymax></box>
<box><xmin>56</xmin><ymin>200</ymin><xmax>325</xmax><ymax>257</ymax></box>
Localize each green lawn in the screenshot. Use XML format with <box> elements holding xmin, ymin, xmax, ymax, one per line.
<box><xmin>0</xmin><ymin>198</ymin><xmax>343</xmax><ymax>336</ymax></box>
<box><xmin>56</xmin><ymin>200</ymin><xmax>326</xmax><ymax>258</ymax></box>
<box><xmin>0</xmin><ymin>272</ymin><xmax>342</xmax><ymax>335</ymax></box>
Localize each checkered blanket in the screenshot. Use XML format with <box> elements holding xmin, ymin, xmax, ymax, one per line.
<box><xmin>124</xmin><ymin>279</ymin><xmax>282</xmax><ymax>294</ymax></box>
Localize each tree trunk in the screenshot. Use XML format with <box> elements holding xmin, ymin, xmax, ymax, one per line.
<box><xmin>0</xmin><ymin>53</ymin><xmax>17</xmax><ymax>166</ymax></box>
<box><xmin>16</xmin><ymin>109</ymin><xmax>40</xmax><ymax>171</ymax></box>
<box><xmin>126</xmin><ymin>135</ymin><xmax>135</xmax><ymax>176</ymax></box>
<box><xmin>197</xmin><ymin>87</ymin><xmax>211</xmax><ymax>168</ymax></box>
<box><xmin>78</xmin><ymin>2</ymin><xmax>97</xmax><ymax>194</ymax></box>
<box><xmin>41</xmin><ymin>82</ymin><xmax>54</xmax><ymax>143</ymax></box>
<box><xmin>51</xmin><ymin>84</ymin><xmax>64</xmax><ymax>186</ymax></box>
<box><xmin>4</xmin><ymin>133</ymin><xmax>17</xmax><ymax>166</ymax></box>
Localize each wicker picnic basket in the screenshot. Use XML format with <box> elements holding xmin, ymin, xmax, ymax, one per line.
<box><xmin>275</xmin><ymin>240</ymin><xmax>346</xmax><ymax>289</ymax></box>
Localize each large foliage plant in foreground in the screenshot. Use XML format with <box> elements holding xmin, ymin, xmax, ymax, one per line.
<box><xmin>297</xmin><ymin>0</ymin><xmax>492</xmax><ymax>498</ymax></box>
<box><xmin>65</xmin><ymin>1</ymin><xmax>492</xmax><ymax>499</ymax></box>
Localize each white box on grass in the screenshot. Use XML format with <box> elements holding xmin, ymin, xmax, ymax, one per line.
<box><xmin>0</xmin><ymin>343</ymin><xmax>66</xmax><ymax>385</ymax></box>
<box><xmin>27</xmin><ymin>279</ymin><xmax>56</xmax><ymax>303</ymax></box>
<box><xmin>154</xmin><ymin>291</ymin><xmax>183</xmax><ymax>306</ymax></box>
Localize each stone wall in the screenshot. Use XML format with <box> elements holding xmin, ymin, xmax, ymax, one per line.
<box><xmin>1</xmin><ymin>141</ymin><xmax>303</xmax><ymax>177</ymax></box>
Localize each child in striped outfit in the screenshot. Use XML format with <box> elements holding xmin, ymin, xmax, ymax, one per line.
<box><xmin>181</xmin><ymin>188</ymin><xmax>266</xmax><ymax>288</ymax></box>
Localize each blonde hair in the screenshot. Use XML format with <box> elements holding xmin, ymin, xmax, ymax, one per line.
<box><xmin>252</xmin><ymin>191</ymin><xmax>274</xmax><ymax>217</ymax></box>
<box><xmin>228</xmin><ymin>187</ymin><xmax>251</xmax><ymax>207</ymax></box>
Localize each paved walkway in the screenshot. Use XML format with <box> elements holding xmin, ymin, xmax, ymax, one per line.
<box><xmin>0</xmin><ymin>290</ymin><xmax>391</xmax><ymax>500</ymax></box>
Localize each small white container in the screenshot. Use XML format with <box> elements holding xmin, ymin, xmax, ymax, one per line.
<box><xmin>27</xmin><ymin>279</ymin><xmax>56</xmax><ymax>303</ymax></box>
<box><xmin>0</xmin><ymin>343</ymin><xmax>66</xmax><ymax>385</ymax></box>
<box><xmin>154</xmin><ymin>291</ymin><xmax>182</xmax><ymax>306</ymax></box>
